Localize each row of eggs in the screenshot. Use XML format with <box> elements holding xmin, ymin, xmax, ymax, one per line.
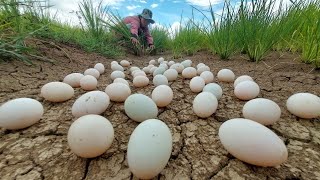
<box><xmin>61</xmin><ymin>58</ymin><xmax>257</xmax><ymax>106</ymax></box>
<box><xmin>2</xmin><ymin>55</ymin><xmax>320</xmax><ymax>130</ymax></box>
<box><xmin>1</xmin><ymin>57</ymin><xmax>320</xmax><ymax>179</ymax></box>
<box><xmin>3</xmin><ymin>89</ymin><xmax>318</xmax><ymax>131</ymax></box>
<box><xmin>1</xmin><ymin>54</ymin><xmax>319</xmax><ymax>127</ymax></box>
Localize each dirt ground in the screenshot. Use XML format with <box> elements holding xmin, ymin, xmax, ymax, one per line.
<box><xmin>0</xmin><ymin>40</ymin><xmax>320</xmax><ymax>180</ymax></box>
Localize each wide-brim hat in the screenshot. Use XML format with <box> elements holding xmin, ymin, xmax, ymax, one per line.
<box><xmin>140</xmin><ymin>8</ymin><xmax>155</xmax><ymax>24</ymax></box>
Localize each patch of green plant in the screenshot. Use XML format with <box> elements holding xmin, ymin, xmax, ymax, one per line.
<box><xmin>170</xmin><ymin>19</ymin><xmax>206</xmax><ymax>58</ymax></box>
<box><xmin>289</xmin><ymin>1</ymin><xmax>320</xmax><ymax>68</ymax></box>
<box><xmin>235</xmin><ymin>0</ymin><xmax>301</xmax><ymax>62</ymax></box>
<box><xmin>150</xmin><ymin>25</ymin><xmax>170</xmax><ymax>54</ymax></box>
<box><xmin>196</xmin><ymin>1</ymin><xmax>239</xmax><ymax>59</ymax></box>
<box><xmin>78</xmin><ymin>0</ymin><xmax>107</xmax><ymax>40</ymax></box>
<box><xmin>0</xmin><ymin>0</ymin><xmax>52</xmax><ymax>64</ymax></box>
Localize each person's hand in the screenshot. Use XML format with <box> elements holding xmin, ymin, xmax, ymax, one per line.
<box><xmin>149</xmin><ymin>44</ymin><xmax>155</xmax><ymax>50</ymax></box>
<box><xmin>130</xmin><ymin>37</ymin><xmax>139</xmax><ymax>45</ymax></box>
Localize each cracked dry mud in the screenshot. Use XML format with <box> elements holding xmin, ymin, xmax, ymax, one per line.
<box><xmin>1</xmin><ymin>41</ymin><xmax>320</xmax><ymax>180</ymax></box>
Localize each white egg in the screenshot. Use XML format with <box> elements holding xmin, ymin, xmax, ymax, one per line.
<box><xmin>158</xmin><ymin>57</ymin><xmax>164</xmax><ymax>64</ymax></box>
<box><xmin>124</xmin><ymin>94</ymin><xmax>158</xmax><ymax>122</ymax></box>
<box><xmin>84</xmin><ymin>68</ymin><xmax>100</xmax><ymax>79</ymax></box>
<box><xmin>163</xmin><ymin>69</ymin><xmax>178</xmax><ymax>81</ymax></box>
<box><xmin>153</xmin><ymin>75</ymin><xmax>169</xmax><ymax>86</ymax></box>
<box><xmin>197</xmin><ymin>66</ymin><xmax>210</xmax><ymax>75</ymax></box>
<box><xmin>111</xmin><ymin>61</ymin><xmax>118</xmax><ymax>66</ymax></box>
<box><xmin>185</xmin><ymin>59</ymin><xmax>192</xmax><ymax>64</ymax></box>
<box><xmin>170</xmin><ymin>63</ymin><xmax>184</xmax><ymax>73</ymax></box>
<box><xmin>182</xmin><ymin>67</ymin><xmax>197</xmax><ymax>79</ymax></box>
<box><xmin>94</xmin><ymin>63</ymin><xmax>105</xmax><ymax>74</ymax></box>
<box><xmin>114</xmin><ymin>78</ymin><xmax>129</xmax><ymax>87</ymax></box>
<box><xmin>142</xmin><ymin>67</ymin><xmax>150</xmax><ymax>74</ymax></box>
<box><xmin>203</xmin><ymin>83</ymin><xmax>223</xmax><ymax>100</ymax></box>
<box><xmin>105</xmin><ymin>83</ymin><xmax>131</xmax><ymax>102</ymax></box>
<box><xmin>168</xmin><ymin>61</ymin><xmax>175</xmax><ymax>66</ymax></box>
<box><xmin>120</xmin><ymin>60</ymin><xmax>130</xmax><ymax>67</ymax></box>
<box><xmin>193</xmin><ymin>92</ymin><xmax>218</xmax><ymax>118</ymax></box>
<box><xmin>153</xmin><ymin>67</ymin><xmax>166</xmax><ymax>77</ymax></box>
<box><xmin>234</xmin><ymin>75</ymin><xmax>254</xmax><ymax>87</ymax></box>
<box><xmin>234</xmin><ymin>81</ymin><xmax>260</xmax><ymax>100</ymax></box>
<box><xmin>197</xmin><ymin>63</ymin><xmax>206</xmax><ymax>69</ymax></box>
<box><xmin>190</xmin><ymin>76</ymin><xmax>205</xmax><ymax>93</ymax></box>
<box><xmin>130</xmin><ymin>66</ymin><xmax>140</xmax><ymax>73</ymax></box>
<box><xmin>243</xmin><ymin>98</ymin><xmax>281</xmax><ymax>125</ymax></box>
<box><xmin>286</xmin><ymin>93</ymin><xmax>320</xmax><ymax>119</ymax></box>
<box><xmin>217</xmin><ymin>69</ymin><xmax>235</xmax><ymax>82</ymax></box>
<box><xmin>111</xmin><ymin>64</ymin><xmax>124</xmax><ymax>72</ymax></box>
<box><xmin>181</xmin><ymin>60</ymin><xmax>192</xmax><ymax>68</ymax></box>
<box><xmin>131</xmin><ymin>69</ymin><xmax>140</xmax><ymax>76</ymax></box>
<box><xmin>169</xmin><ymin>64</ymin><xmax>178</xmax><ymax>70</ymax></box>
<box><xmin>200</xmin><ymin>71</ymin><xmax>214</xmax><ymax>84</ymax></box>
<box><xmin>159</xmin><ymin>64</ymin><xmax>168</xmax><ymax>70</ymax></box>
<box><xmin>149</xmin><ymin>59</ymin><xmax>156</xmax><ymax>65</ymax></box>
<box><xmin>162</xmin><ymin>61</ymin><xmax>168</xmax><ymax>65</ymax></box>
<box><xmin>80</xmin><ymin>75</ymin><xmax>98</xmax><ymax>91</ymax></box>
<box><xmin>110</xmin><ymin>71</ymin><xmax>125</xmax><ymax>80</ymax></box>
<box><xmin>148</xmin><ymin>64</ymin><xmax>155</xmax><ymax>69</ymax></box>
<box><xmin>127</xmin><ymin>119</ymin><xmax>172</xmax><ymax>179</ymax></box>
<box><xmin>133</xmin><ymin>76</ymin><xmax>149</xmax><ymax>88</ymax></box>
<box><xmin>63</xmin><ymin>73</ymin><xmax>84</xmax><ymax>88</ymax></box>
<box><xmin>133</xmin><ymin>71</ymin><xmax>147</xmax><ymax>78</ymax></box>
<box><xmin>72</xmin><ymin>91</ymin><xmax>110</xmax><ymax>117</ymax></box>
<box><xmin>0</xmin><ymin>98</ymin><xmax>43</xmax><ymax>130</ymax></box>
<box><xmin>41</xmin><ymin>82</ymin><xmax>74</xmax><ymax>102</ymax></box>
<box><xmin>219</xmin><ymin>118</ymin><xmax>288</xmax><ymax>167</ymax></box>
<box><xmin>67</xmin><ymin>115</ymin><xmax>114</xmax><ymax>158</ymax></box>
<box><xmin>152</xmin><ymin>85</ymin><xmax>173</xmax><ymax>107</ymax></box>
<box><xmin>150</xmin><ymin>67</ymin><xmax>157</xmax><ymax>74</ymax></box>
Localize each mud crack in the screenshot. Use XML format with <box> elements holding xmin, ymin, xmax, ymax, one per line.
<box><xmin>82</xmin><ymin>159</ymin><xmax>91</xmax><ymax>180</ymax></box>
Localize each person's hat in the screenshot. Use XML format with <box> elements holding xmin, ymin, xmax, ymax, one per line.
<box><xmin>140</xmin><ymin>8</ymin><xmax>155</xmax><ymax>24</ymax></box>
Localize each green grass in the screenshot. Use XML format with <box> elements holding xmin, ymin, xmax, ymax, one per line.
<box><xmin>170</xmin><ymin>18</ymin><xmax>207</xmax><ymax>58</ymax></box>
<box><xmin>150</xmin><ymin>26</ymin><xmax>170</xmax><ymax>54</ymax></box>
<box><xmin>0</xmin><ymin>0</ymin><xmax>51</xmax><ymax>64</ymax></box>
<box><xmin>0</xmin><ymin>35</ymin><xmax>33</xmax><ymax>64</ymax></box>
<box><xmin>199</xmin><ymin>1</ymin><xmax>239</xmax><ymax>59</ymax></box>
<box><xmin>49</xmin><ymin>0</ymin><xmax>123</xmax><ymax>57</ymax></box>
<box><xmin>78</xmin><ymin>0</ymin><xmax>107</xmax><ymax>40</ymax></box>
<box><xmin>0</xmin><ymin>0</ymin><xmax>124</xmax><ymax>63</ymax></box>
<box><xmin>289</xmin><ymin>1</ymin><xmax>320</xmax><ymax>68</ymax></box>
<box><xmin>234</xmin><ymin>0</ymin><xmax>295</xmax><ymax>62</ymax></box>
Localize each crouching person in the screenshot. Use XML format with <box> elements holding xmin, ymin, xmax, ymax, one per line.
<box><xmin>123</xmin><ymin>8</ymin><xmax>155</xmax><ymax>54</ymax></box>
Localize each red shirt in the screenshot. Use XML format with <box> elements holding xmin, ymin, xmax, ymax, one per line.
<box><xmin>123</xmin><ymin>15</ymin><xmax>154</xmax><ymax>45</ymax></box>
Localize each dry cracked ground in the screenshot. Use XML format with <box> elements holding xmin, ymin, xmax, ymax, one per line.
<box><xmin>0</xmin><ymin>41</ymin><xmax>320</xmax><ymax>180</ymax></box>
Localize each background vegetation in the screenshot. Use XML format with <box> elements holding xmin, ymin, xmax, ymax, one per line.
<box><xmin>0</xmin><ymin>0</ymin><xmax>319</xmax><ymax>68</ymax></box>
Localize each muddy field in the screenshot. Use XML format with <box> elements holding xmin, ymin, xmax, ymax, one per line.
<box><xmin>0</xmin><ymin>41</ymin><xmax>320</xmax><ymax>180</ymax></box>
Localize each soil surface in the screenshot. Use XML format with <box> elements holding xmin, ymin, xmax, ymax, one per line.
<box><xmin>0</xmin><ymin>41</ymin><xmax>320</xmax><ymax>180</ymax></box>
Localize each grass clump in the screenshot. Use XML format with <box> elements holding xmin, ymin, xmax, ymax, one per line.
<box><xmin>291</xmin><ymin>1</ymin><xmax>320</xmax><ymax>68</ymax></box>
<box><xmin>0</xmin><ymin>0</ymin><xmax>51</xmax><ymax>64</ymax></box>
<box><xmin>203</xmin><ymin>1</ymin><xmax>239</xmax><ymax>59</ymax></box>
<box><xmin>150</xmin><ymin>26</ymin><xmax>170</xmax><ymax>54</ymax></box>
<box><xmin>235</xmin><ymin>0</ymin><xmax>296</xmax><ymax>62</ymax></box>
<box><xmin>0</xmin><ymin>0</ymin><xmax>124</xmax><ymax>63</ymax></box>
<box><xmin>170</xmin><ymin>19</ymin><xmax>206</xmax><ymax>58</ymax></box>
